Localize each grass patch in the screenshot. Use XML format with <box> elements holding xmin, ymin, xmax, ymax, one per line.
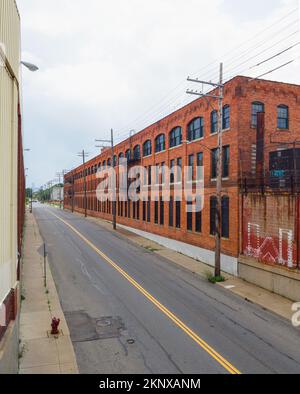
<box><xmin>144</xmin><ymin>245</ymin><xmax>160</xmax><ymax>253</ymax></box>
<box><xmin>206</xmin><ymin>272</ymin><xmax>226</xmax><ymax>284</ymax></box>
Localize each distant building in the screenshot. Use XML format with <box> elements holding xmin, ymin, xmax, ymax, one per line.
<box><xmin>51</xmin><ymin>185</ymin><xmax>63</xmax><ymax>201</ymax></box>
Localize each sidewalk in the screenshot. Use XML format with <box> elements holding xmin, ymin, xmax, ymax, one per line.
<box><xmin>19</xmin><ymin>210</ymin><xmax>78</xmax><ymax>374</ymax></box>
<box><xmin>79</xmin><ymin>212</ymin><xmax>294</xmax><ymax>322</ymax></box>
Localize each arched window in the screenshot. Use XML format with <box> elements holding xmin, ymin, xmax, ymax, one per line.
<box><xmin>251</xmin><ymin>102</ymin><xmax>264</xmax><ymax>127</ymax></box>
<box><xmin>126</xmin><ymin>149</ymin><xmax>131</xmax><ymax>161</ymax></box>
<box><xmin>107</xmin><ymin>158</ymin><xmax>111</xmax><ymax>167</ymax></box>
<box><xmin>277</xmin><ymin>105</ymin><xmax>289</xmax><ymax>129</ymax></box>
<box><xmin>169</xmin><ymin>127</ymin><xmax>182</xmax><ymax>148</ymax></box>
<box><xmin>113</xmin><ymin>155</ymin><xmax>117</xmax><ymax>167</ymax></box>
<box><xmin>222</xmin><ymin>105</ymin><xmax>230</xmax><ymax>129</ymax></box>
<box><xmin>143</xmin><ymin>140</ymin><xmax>152</xmax><ymax>157</ymax></box>
<box><xmin>133</xmin><ymin>145</ymin><xmax>141</xmax><ymax>160</ymax></box>
<box><xmin>188</xmin><ymin>117</ymin><xmax>204</xmax><ymax>141</ymax></box>
<box><xmin>211</xmin><ymin>111</ymin><xmax>218</xmax><ymax>134</ymax></box>
<box><xmin>119</xmin><ymin>152</ymin><xmax>124</xmax><ymax>159</ymax></box>
<box><xmin>155</xmin><ymin>134</ymin><xmax>166</xmax><ymax>153</ymax></box>
<box><xmin>103</xmin><ymin>160</ymin><xmax>106</xmax><ymax>168</ymax></box>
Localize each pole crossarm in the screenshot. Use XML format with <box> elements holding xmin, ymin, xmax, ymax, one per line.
<box><xmin>187</xmin><ymin>77</ymin><xmax>223</xmax><ymax>88</ymax></box>
<box><xmin>186</xmin><ymin>90</ymin><xmax>222</xmax><ymax>99</ymax></box>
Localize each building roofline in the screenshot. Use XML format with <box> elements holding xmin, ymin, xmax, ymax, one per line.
<box><xmin>65</xmin><ymin>75</ymin><xmax>300</xmax><ymax>176</ymax></box>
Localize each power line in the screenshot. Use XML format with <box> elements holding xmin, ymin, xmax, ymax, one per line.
<box><xmin>115</xmin><ymin>7</ymin><xmax>299</xmax><ymax>143</ymax></box>
<box><xmin>252</xmin><ymin>59</ymin><xmax>295</xmax><ymax>80</ymax></box>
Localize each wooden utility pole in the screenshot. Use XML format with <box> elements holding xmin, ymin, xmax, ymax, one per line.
<box><xmin>186</xmin><ymin>63</ymin><xmax>224</xmax><ymax>277</ymax></box>
<box><xmin>77</xmin><ymin>150</ymin><xmax>89</xmax><ymax>218</ymax></box>
<box><xmin>95</xmin><ymin>129</ymin><xmax>117</xmax><ymax>230</ymax></box>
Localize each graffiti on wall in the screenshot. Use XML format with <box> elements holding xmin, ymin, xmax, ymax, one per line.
<box><xmin>244</xmin><ymin>222</ymin><xmax>295</xmax><ymax>268</ymax></box>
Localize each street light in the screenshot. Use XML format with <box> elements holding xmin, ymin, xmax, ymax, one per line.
<box><xmin>21</xmin><ymin>61</ymin><xmax>39</xmax><ymax>72</ymax></box>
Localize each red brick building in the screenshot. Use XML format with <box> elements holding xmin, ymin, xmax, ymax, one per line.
<box><xmin>64</xmin><ymin>76</ymin><xmax>300</xmax><ymax>276</ymax></box>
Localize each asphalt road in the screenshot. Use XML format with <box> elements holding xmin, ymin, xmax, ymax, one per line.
<box><xmin>33</xmin><ymin>204</ymin><xmax>300</xmax><ymax>374</ymax></box>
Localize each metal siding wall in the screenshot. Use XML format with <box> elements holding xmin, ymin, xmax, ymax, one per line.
<box><xmin>0</xmin><ymin>0</ymin><xmax>20</xmax><ymax>304</ymax></box>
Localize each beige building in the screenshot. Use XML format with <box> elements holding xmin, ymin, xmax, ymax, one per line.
<box><xmin>0</xmin><ymin>0</ymin><xmax>22</xmax><ymax>374</ymax></box>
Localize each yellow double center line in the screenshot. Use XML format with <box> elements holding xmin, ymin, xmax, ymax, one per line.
<box><xmin>50</xmin><ymin>211</ymin><xmax>241</xmax><ymax>375</ymax></box>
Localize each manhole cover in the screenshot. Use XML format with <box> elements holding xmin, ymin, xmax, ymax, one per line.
<box><xmin>96</xmin><ymin>318</ymin><xmax>112</xmax><ymax>327</ymax></box>
<box><xmin>65</xmin><ymin>311</ymin><xmax>124</xmax><ymax>343</ymax></box>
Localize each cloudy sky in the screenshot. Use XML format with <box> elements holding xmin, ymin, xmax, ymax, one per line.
<box><xmin>17</xmin><ymin>0</ymin><xmax>300</xmax><ymax>188</ymax></box>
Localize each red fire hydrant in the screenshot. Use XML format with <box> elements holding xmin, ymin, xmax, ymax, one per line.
<box><xmin>51</xmin><ymin>317</ymin><xmax>61</xmax><ymax>335</ymax></box>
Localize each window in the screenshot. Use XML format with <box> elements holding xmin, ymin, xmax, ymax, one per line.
<box><xmin>197</xmin><ymin>152</ymin><xmax>203</xmax><ymax>167</ymax></box>
<box><xmin>277</xmin><ymin>105</ymin><xmax>289</xmax><ymax>129</ymax></box>
<box><xmin>223</xmin><ymin>146</ymin><xmax>230</xmax><ymax>178</ymax></box>
<box><xmin>136</xmin><ymin>201</ymin><xmax>140</xmax><ymax>220</ymax></box>
<box><xmin>143</xmin><ymin>140</ymin><xmax>152</xmax><ymax>157</ymax></box>
<box><xmin>188</xmin><ymin>118</ymin><xmax>204</xmax><ymax>141</ymax></box>
<box><xmin>188</xmin><ymin>154</ymin><xmax>194</xmax><ymax>181</ymax></box>
<box><xmin>187</xmin><ymin>201</ymin><xmax>193</xmax><ymax>231</ymax></box>
<box><xmin>133</xmin><ymin>145</ymin><xmax>141</xmax><ymax>160</ymax></box>
<box><xmin>107</xmin><ymin>159</ymin><xmax>111</xmax><ymax>167</ymax></box>
<box><xmin>128</xmin><ymin>200</ymin><xmax>131</xmax><ymax>218</ymax></box>
<box><xmin>169</xmin><ymin>197</ymin><xmax>174</xmax><ymax>227</ymax></box>
<box><xmin>113</xmin><ymin>155</ymin><xmax>117</xmax><ymax>167</ymax></box>
<box><xmin>211</xmin><ymin>147</ymin><xmax>230</xmax><ymax>179</ymax></box>
<box><xmin>147</xmin><ymin>198</ymin><xmax>151</xmax><ymax>222</ymax></box>
<box><xmin>155</xmin><ymin>134</ymin><xmax>166</xmax><ymax>153</ymax></box>
<box><xmin>211</xmin><ymin>148</ymin><xmax>218</xmax><ymax>179</ymax></box>
<box><xmin>210</xmin><ymin>196</ymin><xmax>217</xmax><ymax>235</ymax></box>
<box><xmin>133</xmin><ymin>201</ymin><xmax>136</xmax><ymax>219</ymax></box>
<box><xmin>155</xmin><ymin>201</ymin><xmax>159</xmax><ymax>224</ymax></box>
<box><xmin>161</xmin><ymin>162</ymin><xmax>165</xmax><ymax>184</ymax></box>
<box><xmin>177</xmin><ymin>158</ymin><xmax>182</xmax><ymax>182</ymax></box>
<box><xmin>119</xmin><ymin>152</ymin><xmax>124</xmax><ymax>159</ymax></box>
<box><xmin>195</xmin><ymin>208</ymin><xmax>202</xmax><ymax>233</ymax></box>
<box><xmin>223</xmin><ymin>105</ymin><xmax>230</xmax><ymax>129</ymax></box>
<box><xmin>160</xmin><ymin>198</ymin><xmax>164</xmax><ymax>225</ymax></box>
<box><xmin>143</xmin><ymin>200</ymin><xmax>146</xmax><ymax>221</ymax></box>
<box><xmin>222</xmin><ymin>196</ymin><xmax>229</xmax><ymax>238</ymax></box>
<box><xmin>197</xmin><ymin>152</ymin><xmax>204</xmax><ymax>181</ymax></box>
<box><xmin>210</xmin><ymin>196</ymin><xmax>230</xmax><ymax>238</ymax></box>
<box><xmin>126</xmin><ymin>149</ymin><xmax>131</xmax><ymax>162</ymax></box>
<box><xmin>251</xmin><ymin>102</ymin><xmax>264</xmax><ymax>127</ymax></box>
<box><xmin>148</xmin><ymin>166</ymin><xmax>152</xmax><ymax>185</ymax></box>
<box><xmin>211</xmin><ymin>110</ymin><xmax>218</xmax><ymax>134</ymax></box>
<box><xmin>155</xmin><ymin>164</ymin><xmax>160</xmax><ymax>184</ymax></box>
<box><xmin>176</xmin><ymin>201</ymin><xmax>181</xmax><ymax>228</ymax></box>
<box><xmin>170</xmin><ymin>160</ymin><xmax>175</xmax><ymax>184</ymax></box>
<box><xmin>169</xmin><ymin>127</ymin><xmax>182</xmax><ymax>148</ymax></box>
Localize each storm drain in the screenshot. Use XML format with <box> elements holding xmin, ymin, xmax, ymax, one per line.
<box><xmin>65</xmin><ymin>311</ymin><xmax>124</xmax><ymax>343</ymax></box>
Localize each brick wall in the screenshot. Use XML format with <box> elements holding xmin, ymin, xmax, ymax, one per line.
<box><xmin>242</xmin><ymin>193</ymin><xmax>299</xmax><ymax>269</ymax></box>
<box><xmin>64</xmin><ymin>76</ymin><xmax>300</xmax><ymax>264</ymax></box>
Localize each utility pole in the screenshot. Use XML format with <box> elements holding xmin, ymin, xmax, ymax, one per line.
<box><xmin>77</xmin><ymin>150</ymin><xmax>89</xmax><ymax>218</ymax></box>
<box><xmin>95</xmin><ymin>129</ymin><xmax>117</xmax><ymax>230</ymax></box>
<box><xmin>187</xmin><ymin>63</ymin><xmax>224</xmax><ymax>277</ymax></box>
<box><xmin>61</xmin><ymin>169</ymin><xmax>70</xmax><ymax>210</ymax></box>
<box><xmin>56</xmin><ymin>172</ymin><xmax>63</xmax><ymax>209</ymax></box>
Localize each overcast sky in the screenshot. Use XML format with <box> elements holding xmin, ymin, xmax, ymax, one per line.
<box><xmin>17</xmin><ymin>0</ymin><xmax>300</xmax><ymax>188</ymax></box>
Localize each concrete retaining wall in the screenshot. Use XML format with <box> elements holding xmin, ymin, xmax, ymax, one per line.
<box><xmin>239</xmin><ymin>256</ymin><xmax>300</xmax><ymax>302</ymax></box>
<box><xmin>119</xmin><ymin>224</ymin><xmax>238</xmax><ymax>276</ymax></box>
